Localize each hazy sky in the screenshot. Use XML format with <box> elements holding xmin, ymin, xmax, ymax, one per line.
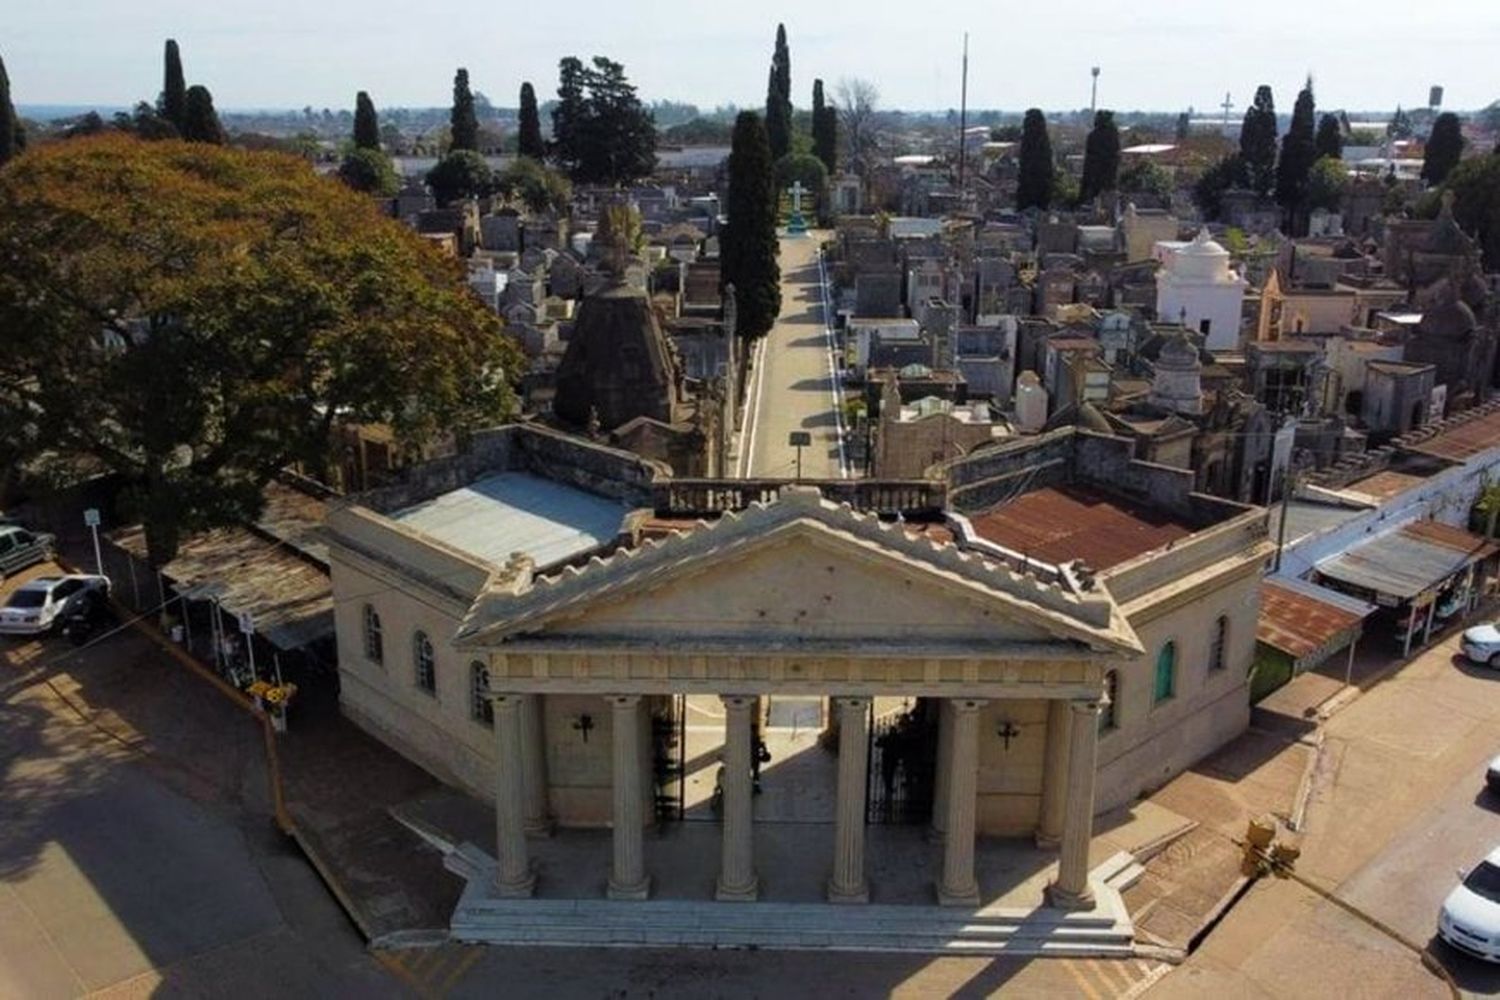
<box><xmin>8</xmin><ymin>1</ymin><xmax>1499</xmax><ymax>114</ymax></box>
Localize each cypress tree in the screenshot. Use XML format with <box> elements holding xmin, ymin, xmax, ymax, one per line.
<box><xmin>353</xmin><ymin>91</ymin><xmax>380</xmax><ymax>150</ymax></box>
<box><xmin>161</xmin><ymin>39</ymin><xmax>186</xmax><ymax>131</ymax></box>
<box><xmin>450</xmin><ymin>68</ymin><xmax>478</xmax><ymax>152</ymax></box>
<box><xmin>181</xmin><ymin>85</ymin><xmax>224</xmax><ymax>144</ymax></box>
<box><xmin>812</xmin><ymin>78</ymin><xmax>837</xmax><ymax>174</ymax></box>
<box><xmin>1421</xmin><ymin>112</ymin><xmax>1465</xmax><ymax>186</ymax></box>
<box><xmin>0</xmin><ymin>52</ymin><xmax>20</xmax><ymax>167</ymax></box>
<box><xmin>1275</xmin><ymin>80</ymin><xmax>1317</xmax><ymax>217</ymax></box>
<box><xmin>722</xmin><ymin>111</ymin><xmax>781</xmax><ymax>341</ymax></box>
<box><xmin>1078</xmin><ymin>109</ymin><xmax>1121</xmax><ymax>204</ymax></box>
<box><xmin>1315</xmin><ymin>113</ymin><xmax>1343</xmax><ymax>160</ymax></box>
<box><xmin>517</xmin><ymin>82</ymin><xmax>544</xmax><ymax>159</ymax></box>
<box><xmin>765</xmin><ymin>24</ymin><xmax>792</xmax><ymax>161</ymax></box>
<box><xmin>1239</xmin><ymin>85</ymin><xmax>1278</xmax><ymax>196</ymax></box>
<box><xmin>1016</xmin><ymin>108</ymin><xmax>1054</xmax><ymax>211</ymax></box>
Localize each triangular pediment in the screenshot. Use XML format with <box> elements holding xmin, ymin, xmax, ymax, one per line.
<box><xmin>454</xmin><ymin>490</ymin><xmax>1140</xmax><ymax>656</ymax></box>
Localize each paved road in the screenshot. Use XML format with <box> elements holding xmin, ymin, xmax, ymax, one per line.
<box><xmin>0</xmin><ymin>563</ymin><xmax>398</xmax><ymax>999</ymax></box>
<box><xmin>740</xmin><ymin>233</ymin><xmax>848</xmax><ymax>480</ymax></box>
<box><xmin>1152</xmin><ymin>625</ymin><xmax>1500</xmax><ymax>999</ymax></box>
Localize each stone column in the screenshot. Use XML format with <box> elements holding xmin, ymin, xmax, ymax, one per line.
<box><xmin>1048</xmin><ymin>699</ymin><xmax>1102</xmax><ymax>910</ymax></box>
<box><xmin>492</xmin><ymin>694</ymin><xmax>536</xmax><ymax>897</ymax></box>
<box><xmin>520</xmin><ymin>694</ymin><xmax>551</xmax><ymax>837</ymax></box>
<box><xmin>828</xmin><ymin>696</ymin><xmax>872</xmax><ymax>903</ymax></box>
<box><xmin>1035</xmin><ymin>699</ymin><xmax>1072</xmax><ymax>849</ymax></box>
<box><xmin>937</xmin><ymin>698</ymin><xmax>986</xmax><ymax>906</ymax></box>
<box><xmin>715</xmin><ymin>694</ymin><xmax>759</xmax><ymax>901</ymax></box>
<box><xmin>927</xmin><ymin>699</ymin><xmax>954</xmax><ymax>844</ymax></box>
<box><xmin>607</xmin><ymin>695</ymin><xmax>651</xmax><ymax>900</ymax></box>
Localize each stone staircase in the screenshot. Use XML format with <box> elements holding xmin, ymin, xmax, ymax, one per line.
<box><xmin>442</xmin><ymin>843</ymin><xmax>1137</xmax><ymax>957</ymax></box>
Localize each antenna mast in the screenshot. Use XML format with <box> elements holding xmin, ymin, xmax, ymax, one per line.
<box><xmin>957</xmin><ymin>32</ymin><xmax>969</xmax><ymax>197</ymax></box>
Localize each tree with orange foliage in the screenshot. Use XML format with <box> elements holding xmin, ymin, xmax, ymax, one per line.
<box><xmin>0</xmin><ymin>135</ymin><xmax>522</xmax><ymax>564</ymax></box>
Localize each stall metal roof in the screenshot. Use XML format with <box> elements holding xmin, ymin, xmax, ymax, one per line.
<box><xmin>1258</xmin><ymin>577</ymin><xmax>1374</xmax><ymax>664</ymax></box>
<box><xmin>1314</xmin><ymin>520</ymin><xmax>1497</xmax><ymax>600</ymax></box>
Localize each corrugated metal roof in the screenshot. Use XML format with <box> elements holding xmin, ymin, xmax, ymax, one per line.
<box><xmin>1407</xmin><ymin>406</ymin><xmax>1500</xmax><ymax>462</ymax></box>
<box><xmin>1258</xmin><ymin>578</ymin><xmax>1373</xmax><ymax>662</ymax></box>
<box><xmin>968</xmin><ymin>485</ymin><xmax>1194</xmax><ymax>571</ymax></box>
<box><xmin>1314</xmin><ymin>521</ymin><xmax>1497</xmax><ymax>599</ymax></box>
<box><xmin>390</xmin><ymin>472</ymin><xmax>628</xmax><ymax>571</ymax></box>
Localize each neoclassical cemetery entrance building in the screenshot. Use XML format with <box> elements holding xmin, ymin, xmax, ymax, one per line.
<box><xmin>326</xmin><ymin>425</ymin><xmax>1271</xmax><ymax>945</ymax></box>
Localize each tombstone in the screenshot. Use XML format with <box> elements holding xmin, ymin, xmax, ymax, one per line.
<box><xmin>786</xmin><ymin>181</ymin><xmax>810</xmax><ymax>236</ymax></box>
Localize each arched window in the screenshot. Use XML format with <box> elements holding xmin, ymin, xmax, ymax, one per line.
<box><xmin>362</xmin><ymin>605</ymin><xmax>383</xmax><ymax>664</ymax></box>
<box><xmin>1100</xmin><ymin>669</ymin><xmax>1119</xmax><ymax>732</ymax></box>
<box><xmin>1154</xmin><ymin>641</ymin><xmax>1176</xmax><ymax>705</ymax></box>
<box><xmin>1209</xmin><ymin>615</ymin><xmax>1229</xmax><ymax>671</ymax></box>
<box><xmin>413</xmin><ymin>631</ymin><xmax>436</xmax><ymax>695</ymax></box>
<box><xmin>470</xmin><ymin>661</ymin><xmax>493</xmax><ymax>726</ymax></box>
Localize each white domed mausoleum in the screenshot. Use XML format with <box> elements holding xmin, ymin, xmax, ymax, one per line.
<box><xmin>1153</xmin><ymin>228</ymin><xmax>1249</xmax><ymax>353</ymax></box>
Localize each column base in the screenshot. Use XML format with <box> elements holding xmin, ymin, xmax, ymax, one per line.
<box><xmin>1046</xmin><ymin>881</ymin><xmax>1096</xmax><ymax>911</ymax></box>
<box><xmin>1034</xmin><ymin>830</ymin><xmax>1061</xmax><ymax>850</ymax></box>
<box><xmin>827</xmin><ymin>879</ymin><xmax>869</xmax><ymax>904</ymax></box>
<box><xmin>524</xmin><ymin>818</ymin><xmax>555</xmax><ymax>839</ymax></box>
<box><xmin>715</xmin><ymin>876</ymin><xmax>760</xmax><ymax>902</ymax></box>
<box><xmin>607</xmin><ymin>875</ymin><xmax>652</xmax><ymax>901</ymax></box>
<box><xmin>936</xmin><ymin>881</ymin><xmax>980</xmax><ymax>907</ymax></box>
<box><xmin>926</xmin><ymin>824</ymin><xmax>946</xmax><ymax>845</ymax></box>
<box><xmin>494</xmin><ymin>870</ymin><xmax>537</xmax><ymax>899</ymax></box>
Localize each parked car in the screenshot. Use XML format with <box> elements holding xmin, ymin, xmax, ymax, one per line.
<box><xmin>0</xmin><ymin>525</ymin><xmax>55</xmax><ymax>580</ymax></box>
<box><xmin>0</xmin><ymin>574</ymin><xmax>111</xmax><ymax>636</ymax></box>
<box><xmin>1439</xmin><ymin>846</ymin><xmax>1500</xmax><ymax>962</ymax></box>
<box><xmin>1462</xmin><ymin>623</ymin><xmax>1500</xmax><ymax>667</ymax></box>
<box><xmin>1488</xmin><ymin>756</ymin><xmax>1500</xmax><ymax>795</ymax></box>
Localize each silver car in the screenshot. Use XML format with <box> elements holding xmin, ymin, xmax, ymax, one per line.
<box><xmin>0</xmin><ymin>525</ymin><xmax>55</xmax><ymax>580</ymax></box>
<box><xmin>0</xmin><ymin>574</ymin><xmax>112</xmax><ymax>635</ymax></box>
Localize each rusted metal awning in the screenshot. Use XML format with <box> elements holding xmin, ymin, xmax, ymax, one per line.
<box><xmin>1258</xmin><ymin>577</ymin><xmax>1374</xmax><ymax>668</ymax></box>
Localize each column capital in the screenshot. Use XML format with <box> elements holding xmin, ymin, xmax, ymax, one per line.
<box><xmin>832</xmin><ymin>695</ymin><xmax>872</xmax><ymax>710</ymax></box>
<box><xmin>492</xmin><ymin>693</ymin><xmax>525</xmax><ymax>712</ymax></box>
<box><xmin>1069</xmin><ymin>699</ymin><xmax>1103</xmax><ymax>718</ymax></box>
<box><xmin>720</xmin><ymin>694</ymin><xmax>755</xmax><ymax>710</ymax></box>
<box><xmin>607</xmin><ymin>694</ymin><xmax>643</xmax><ymax>708</ymax></box>
<box><xmin>950</xmin><ymin>697</ymin><xmax>989</xmax><ymax>715</ymax></box>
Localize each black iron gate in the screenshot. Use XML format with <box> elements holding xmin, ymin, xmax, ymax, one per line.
<box><xmin>651</xmin><ymin>694</ymin><xmax>687</xmax><ymax>823</ymax></box>
<box><xmin>866</xmin><ymin>700</ymin><xmax>937</xmax><ymax>824</ymax></box>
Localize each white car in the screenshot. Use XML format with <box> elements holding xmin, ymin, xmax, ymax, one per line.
<box><xmin>1439</xmin><ymin>846</ymin><xmax>1500</xmax><ymax>962</ymax></box>
<box><xmin>0</xmin><ymin>574</ymin><xmax>112</xmax><ymax>636</ymax></box>
<box><xmin>1463</xmin><ymin>624</ymin><xmax>1500</xmax><ymax>667</ymax></box>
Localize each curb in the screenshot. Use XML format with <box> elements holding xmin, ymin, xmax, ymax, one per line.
<box><xmin>1287</xmin><ymin>729</ymin><xmax>1324</xmax><ymax>833</ymax></box>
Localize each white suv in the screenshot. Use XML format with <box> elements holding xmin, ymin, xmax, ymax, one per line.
<box><xmin>1462</xmin><ymin>624</ymin><xmax>1500</xmax><ymax>668</ymax></box>
<box><xmin>1439</xmin><ymin>846</ymin><xmax>1500</xmax><ymax>962</ymax></box>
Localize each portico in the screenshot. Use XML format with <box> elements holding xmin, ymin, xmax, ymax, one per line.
<box><xmin>456</xmin><ymin>487</ymin><xmax>1139</xmax><ymax>911</ymax></box>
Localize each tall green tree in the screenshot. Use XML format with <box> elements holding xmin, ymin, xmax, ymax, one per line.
<box><xmin>765</xmin><ymin>24</ymin><xmax>792</xmax><ymax>161</ymax></box>
<box><xmin>0</xmin><ymin>52</ymin><xmax>21</xmax><ymax>167</ymax></box>
<box><xmin>1275</xmin><ymin>80</ymin><xmax>1317</xmax><ymax>221</ymax></box>
<box><xmin>1078</xmin><ymin>109</ymin><xmax>1121</xmax><ymax>204</ymax></box>
<box><xmin>517</xmin><ymin>82</ymin><xmax>545</xmax><ymax>159</ymax></box>
<box><xmin>1192</xmin><ymin>155</ymin><xmax>1247</xmax><ymax>220</ymax></box>
<box><xmin>1174</xmin><ymin>111</ymin><xmax>1191</xmax><ymax>141</ymax></box>
<box><xmin>1304</xmin><ymin>156</ymin><xmax>1349</xmax><ymax>212</ymax></box>
<box><xmin>353</xmin><ymin>91</ymin><xmax>380</xmax><ymax>150</ymax></box>
<box><xmin>1387</xmin><ymin>106</ymin><xmax>1413</xmax><ymax>140</ymax></box>
<box><xmin>450</xmin><ymin>68</ymin><xmax>479</xmax><ymax>152</ymax></box>
<box><xmin>549</xmin><ymin>56</ymin><xmax>655</xmax><ymax>185</ymax></box>
<box><xmin>1240</xmin><ymin>85</ymin><xmax>1278</xmax><ymax>196</ymax></box>
<box><xmin>0</xmin><ymin>135</ymin><xmax>520</xmax><ymax>564</ymax></box>
<box><xmin>1422</xmin><ymin>112</ymin><xmax>1465</xmax><ymax>186</ymax></box>
<box><xmin>337</xmin><ymin>147</ymin><xmax>399</xmax><ymax>196</ymax></box>
<box><xmin>1441</xmin><ymin>152</ymin><xmax>1500</xmax><ymax>270</ymax></box>
<box><xmin>1315</xmin><ymin>113</ymin><xmax>1343</xmax><ymax>160</ymax></box>
<box><xmin>1015</xmin><ymin>108</ymin><xmax>1053</xmax><ymax>211</ymax></box>
<box><xmin>722</xmin><ymin>111</ymin><xmax>780</xmax><ymax>341</ymax></box>
<box><xmin>181</xmin><ymin>85</ymin><xmax>224</xmax><ymax>145</ymax></box>
<box><xmin>811</xmin><ymin>78</ymin><xmax>837</xmax><ymax>174</ymax></box>
<box><xmin>160</xmin><ymin>39</ymin><xmax>186</xmax><ymax>132</ymax></box>
<box><xmin>426</xmin><ymin>149</ymin><xmax>492</xmax><ymax>204</ymax></box>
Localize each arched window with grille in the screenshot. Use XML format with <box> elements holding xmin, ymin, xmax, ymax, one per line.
<box><xmin>1209</xmin><ymin>615</ymin><xmax>1229</xmax><ymax>671</ymax></box>
<box><xmin>362</xmin><ymin>605</ymin><xmax>383</xmax><ymax>664</ymax></box>
<box><xmin>470</xmin><ymin>661</ymin><xmax>493</xmax><ymax>726</ymax></box>
<box><xmin>414</xmin><ymin>630</ymin><xmax>436</xmax><ymax>695</ymax></box>
<box><xmin>1154</xmin><ymin>641</ymin><xmax>1176</xmax><ymax>705</ymax></box>
<box><xmin>1100</xmin><ymin>669</ymin><xmax>1119</xmax><ymax>732</ymax></box>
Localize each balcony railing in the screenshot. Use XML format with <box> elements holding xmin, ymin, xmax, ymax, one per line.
<box><xmin>654</xmin><ymin>479</ymin><xmax>947</xmax><ymax>518</ymax></box>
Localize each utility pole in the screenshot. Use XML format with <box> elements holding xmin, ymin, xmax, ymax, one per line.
<box><xmin>957</xmin><ymin>32</ymin><xmax>970</xmax><ymax>195</ymax></box>
<box><xmin>1090</xmin><ymin>67</ymin><xmax>1100</xmax><ymax>116</ymax></box>
<box><xmin>1220</xmin><ymin>91</ymin><xmax>1234</xmax><ymax>137</ymax></box>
